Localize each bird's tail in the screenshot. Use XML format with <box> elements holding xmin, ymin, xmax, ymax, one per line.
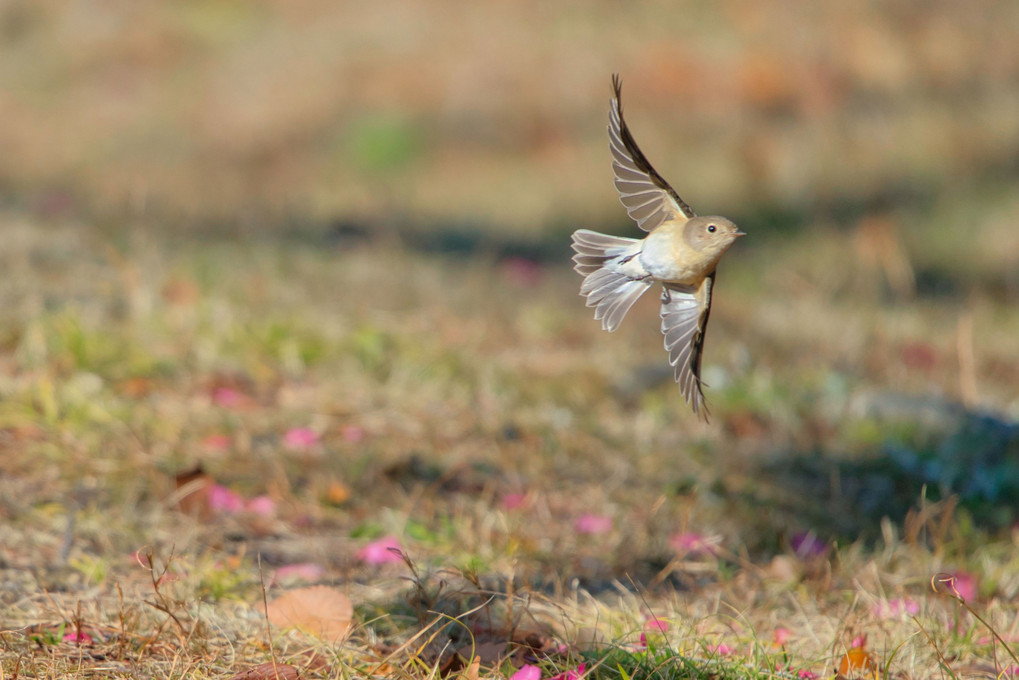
<box><xmin>571</xmin><ymin>229</ymin><xmax>652</xmax><ymax>332</ymax></box>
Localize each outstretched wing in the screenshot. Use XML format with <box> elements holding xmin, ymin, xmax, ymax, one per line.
<box><xmin>609</xmin><ymin>74</ymin><xmax>695</xmax><ymax>232</ymax></box>
<box><xmin>660</xmin><ymin>275</ymin><xmax>714</xmax><ymax>419</ymax></box>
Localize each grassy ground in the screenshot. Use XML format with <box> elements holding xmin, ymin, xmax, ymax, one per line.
<box><xmin>1</xmin><ymin>202</ymin><xmax>1018</xmax><ymax>678</ymax></box>
<box><xmin>3</xmin><ymin>2</ymin><xmax>1019</xmax><ymax>678</ymax></box>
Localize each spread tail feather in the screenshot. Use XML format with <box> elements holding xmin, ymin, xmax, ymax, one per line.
<box><xmin>571</xmin><ymin>229</ymin><xmax>640</xmax><ymax>275</ymax></box>
<box><xmin>571</xmin><ymin>229</ymin><xmax>652</xmax><ymax>332</ymax></box>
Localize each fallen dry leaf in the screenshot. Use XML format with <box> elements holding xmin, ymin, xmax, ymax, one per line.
<box><xmin>837</xmin><ymin>646</ymin><xmax>877</xmax><ymax>679</ymax></box>
<box><xmin>266</xmin><ymin>586</ymin><xmax>353</xmax><ymax>643</ymax></box>
<box><xmin>456</xmin><ymin>640</ymin><xmax>509</xmax><ymax>666</ymax></box>
<box><xmin>161</xmin><ymin>276</ymin><xmax>201</xmax><ymax>306</ymax></box>
<box><xmin>462</xmin><ymin>656</ymin><xmax>481</xmax><ymax>680</ymax></box>
<box><xmin>117</xmin><ymin>376</ymin><xmax>156</xmax><ymax>398</ymax></box>
<box><xmin>325</xmin><ymin>479</ymin><xmax>351</xmax><ymax>505</ymax></box>
<box><xmin>290</xmin><ymin>651</ymin><xmax>331</xmax><ymax>673</ymax></box>
<box><xmin>172</xmin><ymin>465</ymin><xmax>213</xmax><ymax>517</ymax></box>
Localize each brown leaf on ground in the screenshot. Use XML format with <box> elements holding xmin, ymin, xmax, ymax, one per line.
<box><xmin>173</xmin><ymin>465</ymin><xmax>213</xmax><ymax>517</ymax></box>
<box><xmin>116</xmin><ymin>376</ymin><xmax>157</xmax><ymax>398</ymax></box>
<box><xmin>513</xmin><ymin>628</ymin><xmax>560</xmax><ymax>655</ymax></box>
<box><xmin>461</xmin><ymin>656</ymin><xmax>480</xmax><ymax>680</ymax></box>
<box><xmin>265</xmin><ymin>586</ymin><xmax>353</xmax><ymax>642</ymax></box>
<box><xmin>325</xmin><ymin>479</ymin><xmax>351</xmax><ymax>505</ymax></box>
<box><xmin>434</xmin><ymin>647</ymin><xmax>463</xmax><ymax>677</ymax></box>
<box><xmin>226</xmin><ymin>662</ymin><xmax>300</xmax><ymax>680</ymax></box>
<box><xmin>458</xmin><ymin>626</ymin><xmax>561</xmax><ymax>668</ymax></box>
<box><xmin>837</xmin><ymin>646</ymin><xmax>877</xmax><ymax>679</ymax></box>
<box><xmin>289</xmin><ymin>651</ymin><xmax>330</xmax><ymax>673</ymax></box>
<box><xmin>724</xmin><ymin>410</ymin><xmax>770</xmax><ymax>439</ymax></box>
<box><xmin>162</xmin><ymin>276</ymin><xmax>200</xmax><ymax>306</ymax></box>
<box><xmin>456</xmin><ymin>640</ymin><xmax>509</xmax><ymax>666</ymax></box>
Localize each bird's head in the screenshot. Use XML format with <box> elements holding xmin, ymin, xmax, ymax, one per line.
<box><xmin>683</xmin><ymin>216</ymin><xmax>745</xmax><ymax>257</ymax></box>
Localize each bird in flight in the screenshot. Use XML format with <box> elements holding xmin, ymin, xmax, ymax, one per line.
<box><xmin>571</xmin><ymin>74</ymin><xmax>745</xmax><ymax>419</ymax></box>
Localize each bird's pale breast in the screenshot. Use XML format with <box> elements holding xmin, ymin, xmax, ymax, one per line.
<box><xmin>639</xmin><ymin>223</ymin><xmax>713</xmax><ymax>284</ymax></box>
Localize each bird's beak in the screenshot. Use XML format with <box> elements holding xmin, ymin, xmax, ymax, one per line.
<box><xmin>733</xmin><ymin>229</ymin><xmax>747</xmax><ymax>237</ymax></box>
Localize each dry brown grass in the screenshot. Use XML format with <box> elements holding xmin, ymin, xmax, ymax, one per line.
<box><xmin>1</xmin><ymin>210</ymin><xmax>1018</xmax><ymax>678</ymax></box>
<box><xmin>3</xmin><ymin>2</ymin><xmax>1019</xmax><ymax>678</ymax></box>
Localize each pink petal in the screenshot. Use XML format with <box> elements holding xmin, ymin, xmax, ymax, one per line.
<box><xmin>212</xmin><ymin>387</ymin><xmax>243</xmax><ymax>407</ymax></box>
<box><xmin>341</xmin><ymin>425</ymin><xmax>365</xmax><ymax>443</ymax></box>
<box><xmin>501</xmin><ymin>493</ymin><xmax>527</xmax><ymax>511</ymax></box>
<box><xmin>357</xmin><ymin>536</ymin><xmax>404</xmax><ymax>565</ymax></box>
<box><xmin>201</xmin><ymin>434</ymin><xmax>231</xmax><ymax>451</ymax></box>
<box><xmin>774</xmin><ymin>627</ymin><xmax>792</xmax><ymax>646</ymax></box>
<box><xmin>709</xmin><ymin>643</ymin><xmax>733</xmax><ymax>656</ymax></box>
<box><xmin>207</xmin><ymin>484</ymin><xmax>244</xmax><ymax>514</ymax></box>
<box><xmin>872</xmin><ymin>597</ymin><xmax>920</xmax><ymax>619</ymax></box>
<box><xmin>851</xmin><ymin>634</ymin><xmax>867</xmax><ymax>649</ymax></box>
<box><xmin>156</xmin><ymin>571</ymin><xmax>181</xmax><ymax>586</ymax></box>
<box><xmin>246</xmin><ymin>495</ymin><xmax>276</xmax><ymax>517</ymax></box>
<box><xmin>63</xmin><ymin>631</ymin><xmax>93</xmax><ymax>645</ymax></box>
<box><xmin>935</xmin><ymin>571</ymin><xmax>978</xmax><ymax>602</ymax></box>
<box><xmin>949</xmin><ymin>572</ymin><xmax>978</xmax><ymax>602</ymax></box>
<box><xmin>275</xmin><ymin>562</ymin><xmax>325</xmax><ymax>583</ymax></box>
<box><xmin>670</xmin><ymin>532</ymin><xmax>720</xmax><ymax>556</ymax></box>
<box><xmin>550</xmin><ymin>662</ymin><xmax>586</xmax><ymax>680</ymax></box>
<box><xmin>798</xmin><ymin>670</ymin><xmax>818</xmax><ymax>679</ymax></box>
<box><xmin>643</xmin><ymin>618</ymin><xmax>670</xmax><ymax>634</ymax></box>
<box><xmin>510</xmin><ymin>665</ymin><xmax>543</xmax><ymax>680</ymax></box>
<box><xmin>574</xmin><ymin>514</ymin><xmax>612</xmax><ymax>535</ymax></box>
<box><xmin>283</xmin><ymin>427</ymin><xmax>320</xmax><ymax>450</ymax></box>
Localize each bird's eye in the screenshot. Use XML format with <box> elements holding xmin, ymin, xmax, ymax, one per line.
<box><xmin>707</xmin><ymin>224</ymin><xmax>717</xmax><ymax>233</ymax></box>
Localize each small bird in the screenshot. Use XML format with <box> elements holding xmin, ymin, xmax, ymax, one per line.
<box><xmin>571</xmin><ymin>75</ymin><xmax>745</xmax><ymax>418</ymax></box>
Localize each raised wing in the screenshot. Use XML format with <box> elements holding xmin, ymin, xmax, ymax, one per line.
<box><xmin>609</xmin><ymin>74</ymin><xmax>695</xmax><ymax>232</ymax></box>
<box><xmin>660</xmin><ymin>276</ymin><xmax>714</xmax><ymax>419</ymax></box>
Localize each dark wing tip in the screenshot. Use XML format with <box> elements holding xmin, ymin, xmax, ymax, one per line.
<box><xmin>691</xmin><ymin>387</ymin><xmax>710</xmax><ymax>422</ymax></box>
<box><xmin>681</xmin><ymin>368</ymin><xmax>710</xmax><ymax>421</ymax></box>
<box><xmin>611</xmin><ymin>73</ymin><xmax>622</xmax><ymax>100</ymax></box>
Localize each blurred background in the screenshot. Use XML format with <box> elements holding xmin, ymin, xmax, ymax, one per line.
<box><xmin>2</xmin><ymin>0</ymin><xmax>1019</xmax><ymax>565</ymax></box>
<box><xmin>3</xmin><ymin>1</ymin><xmax>1018</xmax><ymax>238</ymax></box>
